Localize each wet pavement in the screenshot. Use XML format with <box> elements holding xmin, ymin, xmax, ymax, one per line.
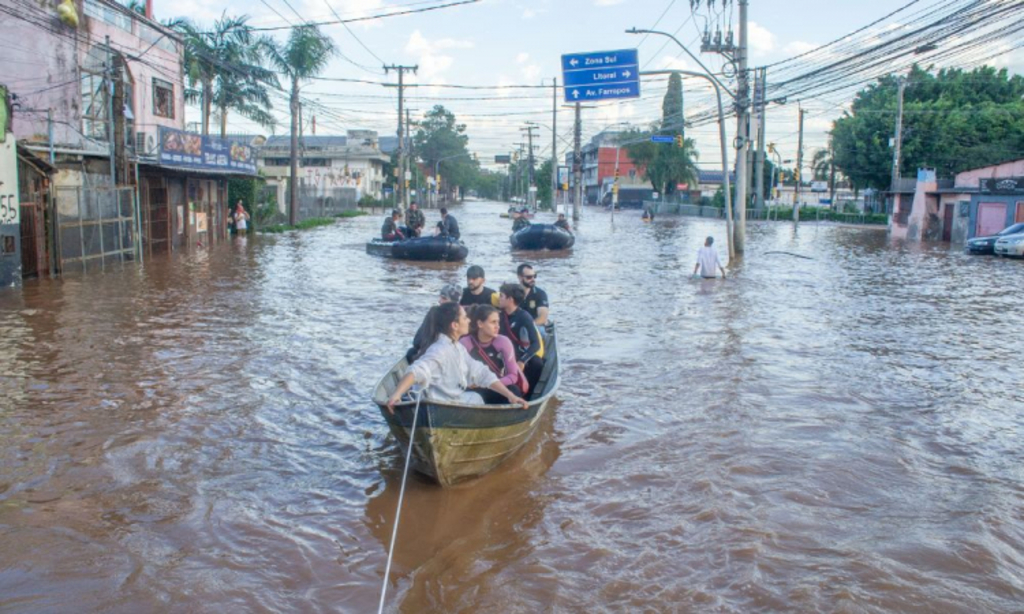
<box><xmin>1</xmin><ymin>200</ymin><xmax>1023</xmax><ymax>612</ymax></box>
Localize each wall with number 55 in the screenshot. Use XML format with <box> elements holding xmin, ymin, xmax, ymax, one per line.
<box><xmin>0</xmin><ymin>106</ymin><xmax>22</xmax><ymax>288</ymax></box>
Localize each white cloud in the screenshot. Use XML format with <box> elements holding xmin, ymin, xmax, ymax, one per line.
<box><xmin>523</xmin><ymin>8</ymin><xmax>536</xmax><ymax>18</ymax></box>
<box><xmin>748</xmin><ymin>22</ymin><xmax>776</xmax><ymax>58</ymax></box>
<box><xmin>783</xmin><ymin>41</ymin><xmax>819</xmax><ymax>56</ymax></box>
<box><xmin>517</xmin><ymin>52</ymin><xmax>530</xmax><ymax>64</ymax></box>
<box><xmin>404</xmin><ymin>30</ymin><xmax>474</xmax><ymax>81</ymax></box>
<box><xmin>656</xmin><ymin>55</ymin><xmax>694</xmax><ymax>72</ymax></box>
<box><xmin>522</xmin><ymin>64</ymin><xmax>542</xmax><ymax>81</ymax></box>
<box><xmin>594</xmin><ymin>0</ymin><xmax>625</xmax><ymax>5</ymax></box>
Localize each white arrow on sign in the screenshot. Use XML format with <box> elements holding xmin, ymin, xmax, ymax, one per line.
<box><xmin>623</xmin><ymin>70</ymin><xmax>631</xmax><ymax>78</ymax></box>
<box><xmin>570</xmin><ymin>58</ymin><xmax>579</xmax><ymax>67</ymax></box>
<box><xmin>572</xmin><ymin>89</ymin><xmax>580</xmax><ymax>99</ymax></box>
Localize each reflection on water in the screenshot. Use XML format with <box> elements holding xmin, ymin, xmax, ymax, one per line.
<box><xmin>1</xmin><ymin>201</ymin><xmax>1023</xmax><ymax>612</ymax></box>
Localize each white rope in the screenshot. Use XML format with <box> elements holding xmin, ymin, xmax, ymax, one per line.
<box><xmin>377</xmin><ymin>389</ymin><xmax>424</xmax><ymax>614</ymax></box>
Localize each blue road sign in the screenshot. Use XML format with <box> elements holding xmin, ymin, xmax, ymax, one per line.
<box><xmin>561</xmin><ymin>48</ymin><xmax>640</xmax><ymax>103</ymax></box>
<box><xmin>650</xmin><ymin>135</ymin><xmax>675</xmax><ymax>143</ymax></box>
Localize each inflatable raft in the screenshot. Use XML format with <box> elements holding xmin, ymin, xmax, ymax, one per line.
<box><xmin>510</xmin><ymin>224</ymin><xmax>575</xmax><ymax>251</ymax></box>
<box><xmin>366</xmin><ymin>236</ymin><xmax>469</xmax><ymax>261</ymax></box>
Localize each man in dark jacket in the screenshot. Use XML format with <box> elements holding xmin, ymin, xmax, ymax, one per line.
<box><xmin>406</xmin><ymin>201</ymin><xmax>425</xmax><ymax>236</ymax></box>
<box><xmin>438</xmin><ymin>207</ymin><xmax>460</xmax><ymax>240</ymax></box>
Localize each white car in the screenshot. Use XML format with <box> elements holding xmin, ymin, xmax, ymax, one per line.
<box><xmin>994</xmin><ymin>230</ymin><xmax>1024</xmax><ymax>257</ymax></box>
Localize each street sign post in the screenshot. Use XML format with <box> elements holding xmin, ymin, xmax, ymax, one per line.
<box><xmin>650</xmin><ymin>135</ymin><xmax>674</xmax><ymax>143</ymax></box>
<box><xmin>561</xmin><ymin>49</ymin><xmax>640</xmax><ymax>103</ymax></box>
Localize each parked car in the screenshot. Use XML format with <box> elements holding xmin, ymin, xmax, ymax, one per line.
<box><xmin>966</xmin><ymin>222</ymin><xmax>1024</xmax><ymax>255</ymax></box>
<box><xmin>995</xmin><ymin>227</ymin><xmax>1024</xmax><ymax>257</ymax></box>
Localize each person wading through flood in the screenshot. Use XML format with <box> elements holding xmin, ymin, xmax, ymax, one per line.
<box><xmin>517</xmin><ymin>263</ymin><xmax>549</xmax><ymax>328</ymax></box>
<box><xmin>460</xmin><ymin>304</ymin><xmax>528</xmax><ymax>404</ymax></box>
<box><xmin>498</xmin><ymin>282</ymin><xmax>545</xmax><ymax>391</ymax></box>
<box><xmin>406</xmin><ymin>201</ymin><xmax>425</xmax><ymax>237</ymax></box>
<box><xmin>386</xmin><ymin>302</ymin><xmax>528</xmax><ymax>411</ymax></box>
<box><xmin>693</xmin><ymin>235</ymin><xmax>727</xmax><ymax>279</ymax></box>
<box><xmin>382</xmin><ymin>209</ymin><xmax>406</xmax><ymax>242</ymax></box>
<box><xmin>407</xmin><ymin>284</ymin><xmax>462</xmax><ymax>363</ymax></box>
<box><xmin>436</xmin><ymin>207</ymin><xmax>460</xmax><ymax>240</ymax></box>
<box><xmin>233</xmin><ymin>200</ymin><xmax>250</xmax><ymax>236</ymax></box>
<box><xmin>460</xmin><ymin>265</ymin><xmax>499</xmax><ymax>307</ymax></box>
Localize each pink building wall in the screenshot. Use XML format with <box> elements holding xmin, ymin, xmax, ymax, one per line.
<box><xmin>8</xmin><ymin>0</ymin><xmax>184</xmax><ymax>153</ymax></box>
<box><xmin>954</xmin><ymin>160</ymin><xmax>1024</xmax><ymax>187</ymax></box>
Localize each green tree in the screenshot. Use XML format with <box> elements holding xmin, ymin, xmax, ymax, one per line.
<box><xmin>265</xmin><ymin>25</ymin><xmax>336</xmax><ymax>225</ymax></box>
<box><xmin>536</xmin><ymin>159</ymin><xmax>553</xmax><ymax>209</ymax></box>
<box><xmin>832</xmin><ymin>65</ymin><xmax>1024</xmax><ymax>190</ymax></box>
<box><xmin>414</xmin><ymin>105</ymin><xmax>473</xmax><ymax>202</ymax></box>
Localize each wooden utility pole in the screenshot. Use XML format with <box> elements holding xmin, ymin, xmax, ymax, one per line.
<box><xmin>795</xmin><ymin>106</ymin><xmax>806</xmax><ymax>225</ymax></box>
<box><xmin>383</xmin><ymin>64</ymin><xmax>417</xmax><ymax>214</ymax></box>
<box><xmin>406</xmin><ymin>107</ymin><xmax>412</xmax><ymax>208</ymax></box>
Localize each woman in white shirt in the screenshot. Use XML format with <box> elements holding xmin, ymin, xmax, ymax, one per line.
<box><xmin>233</xmin><ymin>200</ymin><xmax>250</xmax><ymax>236</ymax></box>
<box><xmin>387</xmin><ymin>302</ymin><xmax>528</xmax><ymax>412</ymax></box>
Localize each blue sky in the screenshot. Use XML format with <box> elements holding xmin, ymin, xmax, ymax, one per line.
<box><xmin>164</xmin><ymin>0</ymin><xmax>1024</xmax><ymax>171</ymax></box>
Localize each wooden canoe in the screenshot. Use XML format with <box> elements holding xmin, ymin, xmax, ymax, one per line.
<box><xmin>371</xmin><ymin>324</ymin><xmax>559</xmax><ymax>486</ymax></box>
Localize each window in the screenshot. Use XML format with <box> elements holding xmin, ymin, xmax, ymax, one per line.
<box><xmin>153</xmin><ymin>78</ymin><xmax>174</xmax><ymax>119</ymax></box>
<box><xmin>302</xmin><ymin>158</ymin><xmax>329</xmax><ymax>167</ymax></box>
<box><xmin>81</xmin><ymin>46</ymin><xmax>109</xmax><ymax>141</ymax></box>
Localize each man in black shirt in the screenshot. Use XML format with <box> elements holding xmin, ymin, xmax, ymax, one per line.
<box><xmin>498</xmin><ymin>282</ymin><xmax>544</xmax><ymax>390</ymax></box>
<box><xmin>460</xmin><ymin>264</ymin><xmax>499</xmax><ymax>307</ymax></box>
<box><xmin>438</xmin><ymin>207</ymin><xmax>460</xmax><ymax>239</ymax></box>
<box><xmin>517</xmin><ymin>263</ymin><xmax>549</xmax><ymax>327</ymax></box>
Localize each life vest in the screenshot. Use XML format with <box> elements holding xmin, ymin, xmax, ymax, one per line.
<box><xmin>501</xmin><ymin>311</ymin><xmax>545</xmax><ymax>359</ymax></box>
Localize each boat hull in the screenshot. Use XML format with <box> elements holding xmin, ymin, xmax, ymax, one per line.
<box><xmin>510</xmin><ymin>224</ymin><xmax>575</xmax><ymax>250</ymax></box>
<box><xmin>365</xmin><ymin>236</ymin><xmax>469</xmax><ymax>262</ymax></box>
<box><xmin>373</xmin><ymin>325</ymin><xmax>559</xmax><ymax>486</ymax></box>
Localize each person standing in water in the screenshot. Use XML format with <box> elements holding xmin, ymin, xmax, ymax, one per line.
<box><xmin>233</xmin><ymin>200</ymin><xmax>250</xmax><ymax>236</ymax></box>
<box><xmin>693</xmin><ymin>236</ymin><xmax>727</xmax><ymax>279</ymax></box>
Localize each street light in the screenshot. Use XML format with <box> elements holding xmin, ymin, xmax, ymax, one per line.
<box><xmin>627</xmin><ymin>28</ymin><xmax>738</xmax><ymax>260</ymax></box>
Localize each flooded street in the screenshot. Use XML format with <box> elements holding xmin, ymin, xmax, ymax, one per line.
<box><xmin>1</xmin><ymin>200</ymin><xmax>1023</xmax><ymax>612</ymax></box>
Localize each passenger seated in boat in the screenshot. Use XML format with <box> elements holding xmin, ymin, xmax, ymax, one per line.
<box><xmin>382</xmin><ymin>209</ymin><xmax>406</xmax><ymax>241</ymax></box>
<box><xmin>512</xmin><ymin>210</ymin><xmax>531</xmax><ymax>232</ymax></box>
<box><xmin>554</xmin><ymin>213</ymin><xmax>571</xmax><ymax>232</ymax></box>
<box><xmin>498</xmin><ymin>282</ymin><xmax>545</xmax><ymax>392</ymax></box>
<box><xmin>407</xmin><ymin>284</ymin><xmax>462</xmax><ymax>363</ymax></box>
<box><xmin>460</xmin><ymin>305</ymin><xmax>527</xmax><ymax>404</ymax></box>
<box><xmin>387</xmin><ymin>302</ymin><xmax>528</xmax><ymax>411</ymax></box>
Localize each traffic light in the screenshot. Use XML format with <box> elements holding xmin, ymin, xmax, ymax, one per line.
<box><xmin>675</xmin><ymin>134</ymin><xmax>683</xmax><ymax>148</ymax></box>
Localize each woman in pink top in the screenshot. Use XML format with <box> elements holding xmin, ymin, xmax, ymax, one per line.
<box><xmin>460</xmin><ymin>304</ymin><xmax>528</xmax><ymax>403</ymax></box>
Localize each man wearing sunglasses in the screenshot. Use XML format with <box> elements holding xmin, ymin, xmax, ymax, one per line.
<box><xmin>516</xmin><ymin>263</ymin><xmax>549</xmax><ymax>327</ymax></box>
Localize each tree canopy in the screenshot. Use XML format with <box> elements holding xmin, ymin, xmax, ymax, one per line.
<box><xmin>831</xmin><ymin>65</ymin><xmax>1024</xmax><ymax>190</ymax></box>
<box><xmin>414</xmin><ymin>105</ymin><xmax>475</xmax><ymax>197</ymax></box>
<box><xmin>624</xmin><ymin>73</ymin><xmax>699</xmax><ymax>196</ymax></box>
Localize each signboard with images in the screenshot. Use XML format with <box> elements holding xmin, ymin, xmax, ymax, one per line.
<box><xmin>158</xmin><ymin>127</ymin><xmax>257</xmax><ymax>175</ymax></box>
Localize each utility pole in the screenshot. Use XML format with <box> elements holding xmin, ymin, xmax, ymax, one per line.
<box><xmin>383</xmin><ymin>64</ymin><xmax>417</xmax><ymax>214</ymax></box>
<box><xmin>732</xmin><ymin>0</ymin><xmax>749</xmax><ymax>253</ymax></box>
<box><xmin>573</xmin><ymin>102</ymin><xmax>582</xmax><ymax>221</ymax></box>
<box><xmin>523</xmin><ymin>123</ymin><xmax>538</xmax><ymax>210</ymax></box>
<box><xmin>551</xmin><ymin>78</ymin><xmax>558</xmax><ymax>212</ymax></box>
<box><xmin>754</xmin><ymin>66</ymin><xmax>767</xmax><ymax>212</ymax></box>
<box><xmin>795</xmin><ymin>106</ymin><xmax>806</xmax><ymax>225</ymax></box>
<box><xmin>105</xmin><ymin>36</ymin><xmax>116</xmax><ymax>189</ymax></box>
<box><xmin>828</xmin><ymin>142</ymin><xmax>837</xmax><ymax>210</ymax></box>
<box><xmin>890</xmin><ymin>76</ymin><xmax>907</xmax><ymax>217</ymax></box>
<box><xmin>406</xmin><ymin>107</ymin><xmax>412</xmax><ymax>208</ymax></box>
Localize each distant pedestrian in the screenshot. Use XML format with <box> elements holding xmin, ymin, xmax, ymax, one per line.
<box><xmin>693</xmin><ymin>236</ymin><xmax>727</xmax><ymax>279</ymax></box>
<box><xmin>233</xmin><ymin>200</ymin><xmax>250</xmax><ymax>236</ymax></box>
<box><xmin>460</xmin><ymin>265</ymin><xmax>499</xmax><ymax>307</ymax></box>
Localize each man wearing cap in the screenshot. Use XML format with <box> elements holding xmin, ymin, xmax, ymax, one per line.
<box><xmin>511</xmin><ymin>209</ymin><xmax>531</xmax><ymax>232</ymax></box>
<box><xmin>406</xmin><ymin>201</ymin><xmax>425</xmax><ymax>237</ymax></box>
<box><xmin>460</xmin><ymin>265</ymin><xmax>499</xmax><ymax>307</ymax></box>
<box><xmin>381</xmin><ymin>209</ymin><xmax>406</xmax><ymax>242</ymax></box>
<box><xmin>406</xmin><ymin>284</ymin><xmax>462</xmax><ymax>363</ymax></box>
<box><xmin>693</xmin><ymin>236</ymin><xmax>727</xmax><ymax>279</ymax></box>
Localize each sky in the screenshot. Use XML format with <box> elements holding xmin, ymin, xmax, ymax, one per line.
<box><xmin>158</xmin><ymin>0</ymin><xmax>1024</xmax><ymax>172</ymax></box>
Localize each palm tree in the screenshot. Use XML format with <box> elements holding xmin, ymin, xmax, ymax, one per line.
<box><xmin>172</xmin><ymin>14</ymin><xmax>277</xmax><ymax>137</ymax></box>
<box><xmin>265</xmin><ymin>25</ymin><xmax>336</xmax><ymax>225</ymax></box>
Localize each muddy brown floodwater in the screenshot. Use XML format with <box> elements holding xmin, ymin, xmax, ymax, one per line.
<box><xmin>1</xmin><ymin>200</ymin><xmax>1023</xmax><ymax>613</ymax></box>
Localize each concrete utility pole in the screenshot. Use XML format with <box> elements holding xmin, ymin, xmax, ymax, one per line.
<box><xmin>573</xmin><ymin>102</ymin><xmax>582</xmax><ymax>221</ymax></box>
<box><xmin>551</xmin><ymin>78</ymin><xmax>558</xmax><ymax>211</ymax></box>
<box><xmin>105</xmin><ymin>36</ymin><xmax>116</xmax><ymax>189</ymax></box>
<box><xmin>732</xmin><ymin>0</ymin><xmax>749</xmax><ymax>253</ymax></box>
<box><xmin>890</xmin><ymin>76</ymin><xmax>907</xmax><ymax>216</ymax></box>
<box><xmin>383</xmin><ymin>64</ymin><xmax>417</xmax><ymax>214</ymax></box>
<box><xmin>754</xmin><ymin>67</ymin><xmax>767</xmax><ymax>212</ymax></box>
<box><xmin>405</xmin><ymin>107</ymin><xmax>412</xmax><ymax>209</ymax></box>
<box><xmin>522</xmin><ymin>123</ymin><xmax>538</xmax><ymax>210</ymax></box>
<box><xmin>795</xmin><ymin>106</ymin><xmax>806</xmax><ymax>225</ymax></box>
